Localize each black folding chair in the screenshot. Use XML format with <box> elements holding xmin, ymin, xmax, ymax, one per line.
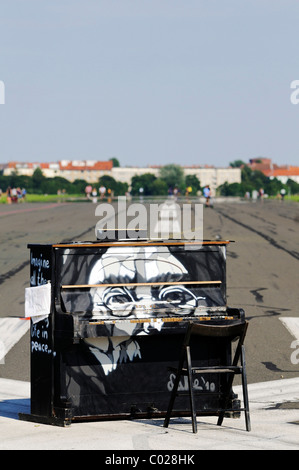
<box><xmin>164</xmin><ymin>321</ymin><xmax>250</xmax><ymax>433</ymax></box>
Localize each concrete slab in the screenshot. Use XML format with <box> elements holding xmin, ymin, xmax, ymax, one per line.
<box><xmin>1</xmin><ymin>377</ymin><xmax>299</xmax><ymax>450</ymax></box>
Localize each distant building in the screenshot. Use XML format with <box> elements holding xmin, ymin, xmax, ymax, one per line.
<box><xmin>112</xmin><ymin>165</ymin><xmax>241</xmax><ymax>194</ymax></box>
<box><xmin>4</xmin><ymin>160</ymin><xmax>113</xmax><ymax>182</ymax></box>
<box><xmin>3</xmin><ymin>159</ymin><xmax>241</xmax><ymax>192</ymax></box>
<box><xmin>247</xmin><ymin>158</ymin><xmax>299</xmax><ymax>184</ymax></box>
<box><xmin>182</xmin><ymin>166</ymin><xmax>241</xmax><ymax>192</ymax></box>
<box><xmin>111</xmin><ymin>166</ymin><xmax>159</xmax><ymax>183</ymax></box>
<box><xmin>57</xmin><ymin>160</ymin><xmax>113</xmax><ymax>182</ymax></box>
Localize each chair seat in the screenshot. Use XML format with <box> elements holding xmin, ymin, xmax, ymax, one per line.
<box><xmin>170</xmin><ymin>365</ymin><xmax>242</xmax><ymax>374</ymax></box>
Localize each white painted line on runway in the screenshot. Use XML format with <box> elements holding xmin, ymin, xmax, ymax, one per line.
<box><xmin>0</xmin><ymin>318</ymin><xmax>30</xmax><ymax>363</ymax></box>
<box><xmin>153</xmin><ymin>200</ymin><xmax>181</xmax><ymax>237</ymax></box>
<box><xmin>279</xmin><ymin>317</ymin><xmax>299</xmax><ymax>341</ymax></box>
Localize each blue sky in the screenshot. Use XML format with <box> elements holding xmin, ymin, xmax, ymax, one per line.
<box><xmin>0</xmin><ymin>0</ymin><xmax>299</xmax><ymax>168</ymax></box>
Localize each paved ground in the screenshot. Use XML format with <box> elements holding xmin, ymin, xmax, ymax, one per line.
<box><xmin>2</xmin><ymin>197</ymin><xmax>298</xmax><ymax>384</ymax></box>
<box><xmin>0</xmin><ymin>201</ymin><xmax>98</xmax><ymax>380</ymax></box>
<box><xmin>207</xmin><ymin>199</ymin><xmax>299</xmax><ymax>384</ymax></box>
<box><xmin>0</xmin><ymin>197</ymin><xmax>299</xmax><ymax>451</ymax></box>
<box><xmin>1</xmin><ymin>376</ymin><xmax>299</xmax><ymax>450</ymax></box>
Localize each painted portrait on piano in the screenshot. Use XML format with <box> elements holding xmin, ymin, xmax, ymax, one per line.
<box><xmin>59</xmin><ymin>244</ymin><xmax>227</xmax><ymax>376</ymax></box>
<box><xmin>87</xmin><ymin>245</ymin><xmax>208</xmax><ymax>320</ymax></box>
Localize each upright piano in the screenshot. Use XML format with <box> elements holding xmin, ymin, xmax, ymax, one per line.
<box><xmin>21</xmin><ymin>237</ymin><xmax>245</xmax><ymax>426</ymax></box>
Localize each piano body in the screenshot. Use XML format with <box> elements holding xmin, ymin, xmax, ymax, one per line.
<box><xmin>21</xmin><ymin>238</ymin><xmax>245</xmax><ymax>426</ymax></box>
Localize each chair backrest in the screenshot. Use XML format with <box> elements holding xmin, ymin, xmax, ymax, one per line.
<box><xmin>184</xmin><ymin>321</ymin><xmax>248</xmax><ymax>347</ymax></box>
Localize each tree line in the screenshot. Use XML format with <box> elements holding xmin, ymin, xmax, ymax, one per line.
<box><xmin>218</xmin><ymin>165</ymin><xmax>299</xmax><ymax>197</ymax></box>
<box><xmin>130</xmin><ymin>166</ymin><xmax>201</xmax><ymax>196</ymax></box>
<box><xmin>0</xmin><ymin>164</ymin><xmax>201</xmax><ymax>197</ymax></box>
<box><xmin>1</xmin><ymin>162</ymin><xmax>298</xmax><ymax>198</ymax></box>
<box><xmin>0</xmin><ymin>167</ymin><xmax>129</xmax><ymax>196</ymax></box>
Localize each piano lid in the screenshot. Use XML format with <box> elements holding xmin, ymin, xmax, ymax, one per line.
<box><xmin>51</xmin><ymin>239</ymin><xmax>232</xmax><ymax>248</ymax></box>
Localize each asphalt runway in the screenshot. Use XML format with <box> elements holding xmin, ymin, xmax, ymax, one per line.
<box><xmin>0</xmin><ymin>198</ymin><xmax>298</xmax><ymax>385</ymax></box>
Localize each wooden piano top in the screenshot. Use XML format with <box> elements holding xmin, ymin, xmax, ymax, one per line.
<box><xmin>28</xmin><ymin>239</ymin><xmax>232</xmax><ymax>249</ymax></box>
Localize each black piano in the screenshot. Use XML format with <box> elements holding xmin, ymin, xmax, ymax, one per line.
<box><xmin>20</xmin><ymin>237</ymin><xmax>245</xmax><ymax>426</ymax></box>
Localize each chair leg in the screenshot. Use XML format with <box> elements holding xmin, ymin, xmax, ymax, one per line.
<box><xmin>217</xmin><ymin>347</ymin><xmax>251</xmax><ymax>432</ymax></box>
<box><xmin>241</xmin><ymin>345</ymin><xmax>251</xmax><ymax>431</ymax></box>
<box><xmin>186</xmin><ymin>346</ymin><xmax>197</xmax><ymax>433</ymax></box>
<box><xmin>164</xmin><ymin>346</ymin><xmax>198</xmax><ymax>433</ymax></box>
<box><xmin>164</xmin><ymin>352</ymin><xmax>185</xmax><ymax>428</ymax></box>
<box><xmin>217</xmin><ymin>373</ymin><xmax>234</xmax><ymax>427</ymax></box>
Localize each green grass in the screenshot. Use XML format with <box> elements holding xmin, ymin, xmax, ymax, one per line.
<box><xmin>0</xmin><ymin>193</ymin><xmax>85</xmax><ymax>203</ymax></box>
<box><xmin>1</xmin><ymin>193</ymin><xmax>298</xmax><ymax>204</ymax></box>
<box><xmin>285</xmin><ymin>195</ymin><xmax>299</xmax><ymax>202</ymax></box>
<box><xmin>268</xmin><ymin>195</ymin><xmax>299</xmax><ymax>202</ymax></box>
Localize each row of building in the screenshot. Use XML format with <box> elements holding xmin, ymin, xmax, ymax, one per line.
<box><xmin>247</xmin><ymin>158</ymin><xmax>299</xmax><ymax>184</ymax></box>
<box><xmin>2</xmin><ymin>157</ymin><xmax>299</xmax><ymax>191</ymax></box>
<box><xmin>2</xmin><ymin>160</ymin><xmax>241</xmax><ymax>193</ymax></box>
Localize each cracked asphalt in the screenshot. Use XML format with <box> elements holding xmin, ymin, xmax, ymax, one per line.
<box><xmin>0</xmin><ymin>198</ymin><xmax>299</xmax><ymax>385</ymax></box>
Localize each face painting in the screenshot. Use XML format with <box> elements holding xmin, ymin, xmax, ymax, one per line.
<box><xmin>84</xmin><ymin>246</ymin><xmax>206</xmax><ymax>375</ymax></box>
<box><xmin>88</xmin><ymin>246</ymin><xmax>206</xmax><ymax>319</ymax></box>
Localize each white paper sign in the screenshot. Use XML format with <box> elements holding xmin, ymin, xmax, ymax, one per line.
<box><xmin>25</xmin><ymin>283</ymin><xmax>51</xmax><ymax>324</ymax></box>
